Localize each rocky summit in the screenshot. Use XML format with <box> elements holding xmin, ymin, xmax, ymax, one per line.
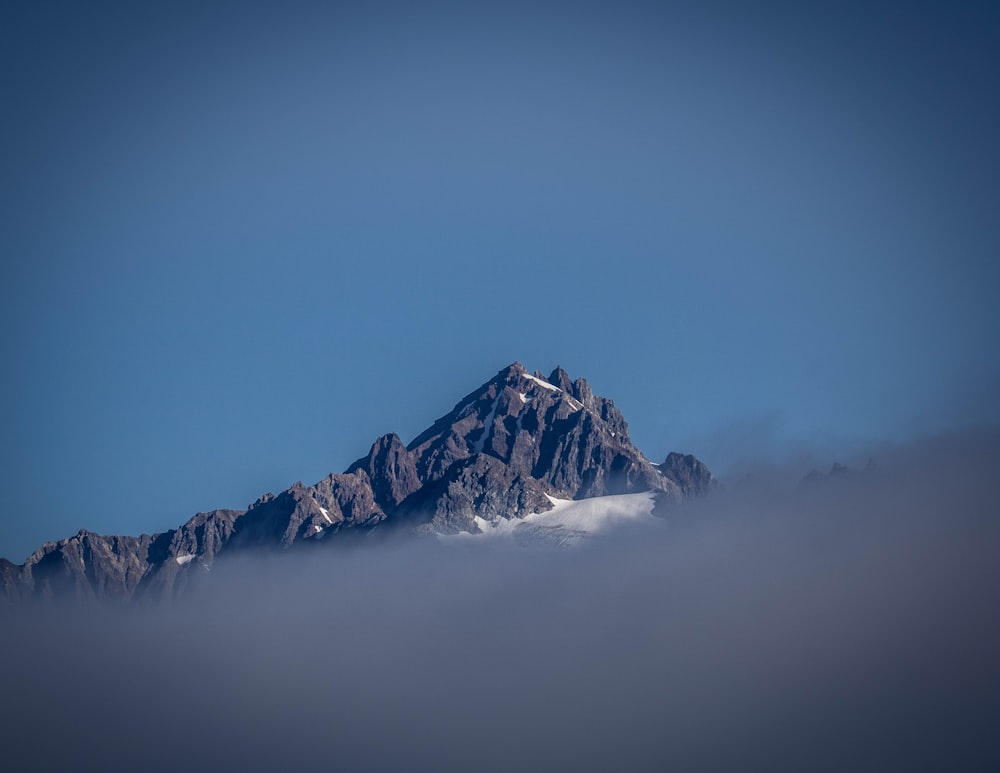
<box><xmin>0</xmin><ymin>363</ymin><xmax>717</xmax><ymax>604</ymax></box>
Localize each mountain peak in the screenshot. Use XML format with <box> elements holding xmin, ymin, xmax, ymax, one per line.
<box><xmin>547</xmin><ymin>366</ymin><xmax>573</xmax><ymax>392</ymax></box>
<box><xmin>406</xmin><ymin>362</ymin><xmax>674</xmax><ymax>499</ymax></box>
<box><xmin>2</xmin><ymin>360</ymin><xmax>716</xmax><ymax>604</ymax></box>
<box><xmin>501</xmin><ymin>361</ymin><xmax>527</xmax><ymax>376</ymax></box>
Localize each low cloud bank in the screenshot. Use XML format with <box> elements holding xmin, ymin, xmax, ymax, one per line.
<box><xmin>3</xmin><ymin>429</ymin><xmax>999</xmax><ymax>772</ymax></box>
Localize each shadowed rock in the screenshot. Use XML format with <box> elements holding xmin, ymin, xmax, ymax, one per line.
<box><xmin>658</xmin><ymin>452</ymin><xmax>720</xmax><ymax>497</ymax></box>
<box><xmin>347</xmin><ymin>433</ymin><xmax>421</xmax><ymax>512</ymax></box>
<box><xmin>396</xmin><ymin>454</ymin><xmax>554</xmax><ymax>535</ymax></box>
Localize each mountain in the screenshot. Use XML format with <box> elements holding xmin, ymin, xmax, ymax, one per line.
<box><xmin>0</xmin><ymin>362</ymin><xmax>715</xmax><ymax>604</ymax></box>
<box><xmin>800</xmin><ymin>458</ymin><xmax>879</xmax><ymax>488</ymax></box>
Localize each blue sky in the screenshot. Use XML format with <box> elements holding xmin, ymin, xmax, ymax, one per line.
<box><xmin>2</xmin><ymin>0</ymin><xmax>998</xmax><ymax>560</ymax></box>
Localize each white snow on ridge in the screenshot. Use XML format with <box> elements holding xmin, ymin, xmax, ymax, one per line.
<box><xmin>175</xmin><ymin>553</ymin><xmax>196</xmax><ymax>565</ymax></box>
<box><xmin>319</xmin><ymin>506</ymin><xmax>333</xmax><ymax>525</ymax></box>
<box><xmin>451</xmin><ymin>492</ymin><xmax>659</xmax><ymax>544</ymax></box>
<box><xmin>521</xmin><ymin>373</ymin><xmax>584</xmax><ymax>411</ymax></box>
<box><xmin>524</xmin><ymin>374</ymin><xmax>561</xmax><ymax>392</ymax></box>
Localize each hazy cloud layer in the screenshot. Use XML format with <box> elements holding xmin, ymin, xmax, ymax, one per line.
<box><xmin>3</xmin><ymin>430</ymin><xmax>998</xmax><ymax>771</ymax></box>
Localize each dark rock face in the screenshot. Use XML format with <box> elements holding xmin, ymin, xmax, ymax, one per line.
<box><xmin>347</xmin><ymin>433</ymin><xmax>421</xmax><ymax>512</ymax></box>
<box><xmin>164</xmin><ymin>509</ymin><xmax>243</xmax><ymax>563</ymax></box>
<box><xmin>228</xmin><ymin>471</ymin><xmax>384</xmax><ymax>550</ymax></box>
<box><xmin>658</xmin><ymin>452</ymin><xmax>720</xmax><ymax>497</ymax></box>
<box><xmin>1</xmin><ymin>362</ymin><xmax>716</xmax><ymax>604</ymax></box>
<box><xmin>135</xmin><ymin>509</ymin><xmax>245</xmax><ymax>601</ymax></box>
<box><xmin>396</xmin><ymin>454</ymin><xmax>553</xmax><ymax>534</ymax></box>
<box><xmin>20</xmin><ymin>531</ymin><xmax>154</xmax><ymax>602</ymax></box>
<box><xmin>1</xmin><ymin>508</ymin><xmax>247</xmax><ymax>604</ymax></box>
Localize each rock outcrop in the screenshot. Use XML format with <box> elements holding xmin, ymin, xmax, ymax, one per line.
<box><xmin>396</xmin><ymin>454</ymin><xmax>554</xmax><ymax>535</ymax></box>
<box><xmin>658</xmin><ymin>452</ymin><xmax>720</xmax><ymax>497</ymax></box>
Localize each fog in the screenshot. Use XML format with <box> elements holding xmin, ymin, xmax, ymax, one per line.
<box><xmin>2</xmin><ymin>429</ymin><xmax>999</xmax><ymax>771</ymax></box>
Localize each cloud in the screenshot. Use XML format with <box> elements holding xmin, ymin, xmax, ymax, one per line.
<box><xmin>2</xmin><ymin>429</ymin><xmax>999</xmax><ymax>771</ymax></box>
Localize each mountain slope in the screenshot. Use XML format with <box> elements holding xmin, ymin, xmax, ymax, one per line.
<box><xmin>0</xmin><ymin>362</ymin><xmax>715</xmax><ymax>603</ymax></box>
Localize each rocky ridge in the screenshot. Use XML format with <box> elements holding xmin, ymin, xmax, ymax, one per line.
<box><xmin>0</xmin><ymin>362</ymin><xmax>717</xmax><ymax>604</ymax></box>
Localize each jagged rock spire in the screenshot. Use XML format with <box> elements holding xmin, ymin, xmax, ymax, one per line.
<box><xmin>548</xmin><ymin>366</ymin><xmax>574</xmax><ymax>392</ymax></box>
<box><xmin>347</xmin><ymin>433</ymin><xmax>421</xmax><ymax>511</ymax></box>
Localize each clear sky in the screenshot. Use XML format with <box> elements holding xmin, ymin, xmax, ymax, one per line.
<box><xmin>2</xmin><ymin>0</ymin><xmax>998</xmax><ymax>561</ymax></box>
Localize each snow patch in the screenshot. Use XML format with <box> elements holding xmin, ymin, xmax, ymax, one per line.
<box><xmin>470</xmin><ymin>515</ymin><xmax>519</xmax><ymax>537</ymax></box>
<box><xmin>318</xmin><ymin>506</ymin><xmax>333</xmax><ymax>525</ymax></box>
<box><xmin>443</xmin><ymin>492</ymin><xmax>659</xmax><ymax>543</ymax></box>
<box><xmin>524</xmin><ymin>374</ymin><xmax>561</xmax><ymax>392</ymax></box>
<box><xmin>537</xmin><ymin>492</ymin><xmax>656</xmax><ymax>533</ymax></box>
<box><xmin>175</xmin><ymin>554</ymin><xmax>196</xmax><ymax>566</ymax></box>
<box><xmin>518</xmin><ymin>392</ymin><xmax>529</xmax><ymax>404</ymax></box>
<box><xmin>521</xmin><ymin>374</ymin><xmax>583</xmax><ymax>411</ymax></box>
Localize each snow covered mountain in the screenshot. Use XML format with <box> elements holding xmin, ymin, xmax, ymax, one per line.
<box><xmin>0</xmin><ymin>362</ymin><xmax>718</xmax><ymax>603</ymax></box>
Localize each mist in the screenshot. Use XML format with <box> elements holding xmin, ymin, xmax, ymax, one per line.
<box><xmin>3</xmin><ymin>429</ymin><xmax>998</xmax><ymax>772</ymax></box>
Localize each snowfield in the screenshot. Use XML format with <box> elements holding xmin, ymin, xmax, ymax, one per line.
<box><xmin>446</xmin><ymin>491</ymin><xmax>659</xmax><ymax>546</ymax></box>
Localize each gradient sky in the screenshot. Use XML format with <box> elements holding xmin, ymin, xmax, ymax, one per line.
<box><xmin>2</xmin><ymin>0</ymin><xmax>998</xmax><ymax>561</ymax></box>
